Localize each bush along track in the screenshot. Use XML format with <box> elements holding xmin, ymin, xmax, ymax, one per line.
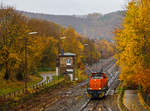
<box><xmin>0</xmin><ymin>73</ymin><xmax>55</xmax><ymax>101</ymax></box>
<box><xmin>138</xmin><ymin>90</ymin><xmax>150</xmax><ymax>111</ymax></box>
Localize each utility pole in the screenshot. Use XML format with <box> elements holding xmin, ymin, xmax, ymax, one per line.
<box><xmin>100</xmin><ymin>50</ymin><xmax>103</xmax><ymax>72</ymax></box>
<box><xmin>84</xmin><ymin>43</ymin><xmax>88</xmax><ymax>64</ymax></box>
<box><xmin>90</xmin><ymin>46</ymin><xmax>93</xmax><ymax>66</ymax></box>
<box><xmin>24</xmin><ymin>36</ymin><xmax>28</xmax><ymax>91</ymax></box>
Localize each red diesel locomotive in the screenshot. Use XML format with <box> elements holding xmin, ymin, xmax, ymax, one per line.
<box><xmin>87</xmin><ymin>72</ymin><xmax>108</xmax><ymax>98</ymax></box>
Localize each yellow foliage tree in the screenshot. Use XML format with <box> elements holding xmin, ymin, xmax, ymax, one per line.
<box><xmin>97</xmin><ymin>40</ymin><xmax>114</xmax><ymax>58</ymax></box>
<box><xmin>115</xmin><ymin>0</ymin><xmax>150</xmax><ymax>92</ymax></box>
<box><xmin>0</xmin><ymin>6</ymin><xmax>100</xmax><ymax>81</ymax></box>
<box><xmin>0</xmin><ymin>7</ymin><xmax>30</xmax><ymax>80</ymax></box>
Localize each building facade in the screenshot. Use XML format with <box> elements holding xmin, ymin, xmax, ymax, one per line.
<box><xmin>58</xmin><ymin>52</ymin><xmax>76</xmax><ymax>81</ymax></box>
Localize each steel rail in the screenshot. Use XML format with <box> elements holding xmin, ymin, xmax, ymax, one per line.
<box><xmin>80</xmin><ymin>59</ymin><xmax>117</xmax><ymax>111</ymax></box>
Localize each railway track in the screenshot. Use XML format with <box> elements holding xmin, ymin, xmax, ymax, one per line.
<box><xmin>80</xmin><ymin>98</ymin><xmax>111</xmax><ymax>111</ymax></box>
<box><xmin>85</xmin><ymin>57</ymin><xmax>116</xmax><ymax>74</ymax></box>
<box><xmin>80</xmin><ymin>58</ymin><xmax>119</xmax><ymax>111</ymax></box>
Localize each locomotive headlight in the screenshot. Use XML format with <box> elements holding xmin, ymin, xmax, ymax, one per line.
<box><xmin>99</xmin><ymin>88</ymin><xmax>101</xmax><ymax>90</ymax></box>
<box><xmin>87</xmin><ymin>88</ymin><xmax>92</xmax><ymax>90</ymax></box>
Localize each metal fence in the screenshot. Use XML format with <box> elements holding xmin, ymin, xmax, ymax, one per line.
<box><xmin>0</xmin><ymin>78</ymin><xmax>63</xmax><ymax>100</ymax></box>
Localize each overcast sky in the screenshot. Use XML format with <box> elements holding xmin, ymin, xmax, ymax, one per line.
<box><xmin>0</xmin><ymin>0</ymin><xmax>128</xmax><ymax>15</ymax></box>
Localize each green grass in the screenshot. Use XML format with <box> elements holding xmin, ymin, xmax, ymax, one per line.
<box><xmin>0</xmin><ymin>75</ymin><xmax>42</xmax><ymax>96</ymax></box>
<box><xmin>38</xmin><ymin>67</ymin><xmax>56</xmax><ymax>72</ymax></box>
<box><xmin>44</xmin><ymin>75</ymin><xmax>64</xmax><ymax>87</ymax></box>
<box><xmin>28</xmin><ymin>75</ymin><xmax>43</xmax><ymax>87</ymax></box>
<box><xmin>0</xmin><ymin>77</ymin><xmax>66</xmax><ymax>111</ymax></box>
<box><xmin>138</xmin><ymin>90</ymin><xmax>150</xmax><ymax>111</ymax></box>
<box><xmin>76</xmin><ymin>69</ymin><xmax>88</xmax><ymax>81</ymax></box>
<box><xmin>0</xmin><ymin>68</ymin><xmax>85</xmax><ymax>99</ymax></box>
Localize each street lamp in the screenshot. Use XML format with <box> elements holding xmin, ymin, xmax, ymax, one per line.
<box><xmin>84</xmin><ymin>42</ymin><xmax>92</xmax><ymax>65</ymax></box>
<box><xmin>100</xmin><ymin>50</ymin><xmax>103</xmax><ymax>72</ymax></box>
<box><xmin>84</xmin><ymin>43</ymin><xmax>88</xmax><ymax>46</ymax></box>
<box><xmin>84</xmin><ymin>43</ymin><xmax>89</xmax><ymax>65</ymax></box>
<box><xmin>59</xmin><ymin>36</ymin><xmax>66</xmax><ymax>54</ymax></box>
<box><xmin>84</xmin><ymin>43</ymin><xmax>92</xmax><ymax>81</ymax></box>
<box><xmin>28</xmin><ymin>32</ymin><xmax>38</xmax><ymax>35</ymax></box>
<box><xmin>60</xmin><ymin>36</ymin><xmax>66</xmax><ymax>40</ymax></box>
<box><xmin>95</xmin><ymin>44</ymin><xmax>99</xmax><ymax>71</ymax></box>
<box><xmin>24</xmin><ymin>31</ymin><xmax>38</xmax><ymax>92</ymax></box>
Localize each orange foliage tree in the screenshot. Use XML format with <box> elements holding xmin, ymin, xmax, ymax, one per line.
<box><xmin>114</xmin><ymin>0</ymin><xmax>150</xmax><ymax>92</ymax></box>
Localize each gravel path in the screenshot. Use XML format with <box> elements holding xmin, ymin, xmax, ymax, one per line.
<box><xmin>46</xmin><ymin>81</ymin><xmax>89</xmax><ymax>111</ymax></box>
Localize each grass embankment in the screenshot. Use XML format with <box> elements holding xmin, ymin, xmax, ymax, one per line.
<box><xmin>0</xmin><ymin>75</ymin><xmax>66</xmax><ymax>111</ymax></box>
<box><xmin>0</xmin><ymin>68</ymin><xmax>87</xmax><ymax>110</ymax></box>
<box><xmin>76</xmin><ymin>69</ymin><xmax>88</xmax><ymax>82</ymax></box>
<box><xmin>117</xmin><ymin>83</ymin><xmax>129</xmax><ymax>111</ymax></box>
<box><xmin>0</xmin><ymin>67</ymin><xmax>86</xmax><ymax>99</ymax></box>
<box><xmin>41</xmin><ymin>68</ymin><xmax>87</xmax><ymax>89</ymax></box>
<box><xmin>138</xmin><ymin>91</ymin><xmax>150</xmax><ymax>111</ymax></box>
<box><xmin>0</xmin><ymin>67</ymin><xmax>56</xmax><ymax>96</ymax></box>
<box><xmin>0</xmin><ymin>75</ymin><xmax>42</xmax><ymax>96</ymax></box>
<box><xmin>45</xmin><ymin>75</ymin><xmax>64</xmax><ymax>87</ymax></box>
<box><xmin>38</xmin><ymin>67</ymin><xmax>55</xmax><ymax>73</ymax></box>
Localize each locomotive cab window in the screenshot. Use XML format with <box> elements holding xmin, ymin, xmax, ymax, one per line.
<box><xmin>91</xmin><ymin>73</ymin><xmax>103</xmax><ymax>79</ymax></box>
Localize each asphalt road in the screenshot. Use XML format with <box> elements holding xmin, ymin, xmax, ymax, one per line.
<box><xmin>36</xmin><ymin>73</ymin><xmax>55</xmax><ymax>86</ymax></box>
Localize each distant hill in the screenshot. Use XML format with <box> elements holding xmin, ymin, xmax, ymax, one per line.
<box><xmin>21</xmin><ymin>11</ymin><xmax>125</xmax><ymax>40</ymax></box>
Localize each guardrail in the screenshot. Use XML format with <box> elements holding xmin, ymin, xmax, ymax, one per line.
<box><xmin>0</xmin><ymin>77</ymin><xmax>63</xmax><ymax>100</ymax></box>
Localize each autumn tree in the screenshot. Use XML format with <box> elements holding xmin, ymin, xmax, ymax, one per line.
<box><xmin>0</xmin><ymin>6</ymin><xmax>101</xmax><ymax>82</ymax></box>
<box><xmin>97</xmin><ymin>39</ymin><xmax>115</xmax><ymax>59</ymax></box>
<box><xmin>40</xmin><ymin>37</ymin><xmax>58</xmax><ymax>68</ymax></box>
<box><xmin>115</xmin><ymin>0</ymin><xmax>150</xmax><ymax>92</ymax></box>
<box><xmin>81</xmin><ymin>38</ymin><xmax>100</xmax><ymax>65</ymax></box>
<box><xmin>28</xmin><ymin>18</ymin><xmax>62</xmax><ymax>37</ymax></box>
<box><xmin>0</xmin><ymin>6</ymin><xmax>30</xmax><ymax>80</ymax></box>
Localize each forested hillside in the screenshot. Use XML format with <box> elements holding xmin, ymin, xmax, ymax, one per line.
<box><xmin>21</xmin><ymin>11</ymin><xmax>124</xmax><ymax>40</ymax></box>
<box><xmin>0</xmin><ymin>7</ymin><xmax>100</xmax><ymax>81</ymax></box>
